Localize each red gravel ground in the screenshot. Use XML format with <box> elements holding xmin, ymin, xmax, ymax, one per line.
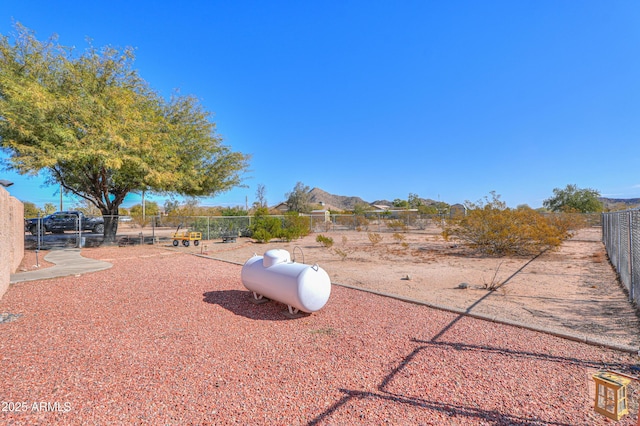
<box><xmin>1</xmin><ymin>246</ymin><xmax>639</xmax><ymax>425</ymax></box>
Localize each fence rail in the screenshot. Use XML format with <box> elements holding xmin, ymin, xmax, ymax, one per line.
<box><xmin>602</xmin><ymin>210</ymin><xmax>639</xmax><ymax>307</ymax></box>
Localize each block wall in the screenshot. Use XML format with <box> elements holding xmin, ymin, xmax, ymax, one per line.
<box><xmin>0</xmin><ymin>187</ymin><xmax>24</xmax><ymax>299</ymax></box>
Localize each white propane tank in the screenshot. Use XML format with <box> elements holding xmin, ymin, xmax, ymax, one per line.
<box><xmin>241</xmin><ymin>249</ymin><xmax>331</xmax><ymax>314</ymax></box>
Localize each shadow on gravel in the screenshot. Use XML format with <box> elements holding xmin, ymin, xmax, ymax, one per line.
<box><xmin>202</xmin><ymin>290</ymin><xmax>297</xmax><ymax>321</ymax></box>
<box><xmin>307</xmin><ymin>268</ymin><xmax>638</xmax><ymax>426</ymax></box>
<box><xmin>310</xmin><ymin>388</ymin><xmax>573</xmax><ymax>426</ymax></box>
<box><xmin>308</xmin><ymin>333</ymin><xmax>637</xmax><ymax>426</ymax></box>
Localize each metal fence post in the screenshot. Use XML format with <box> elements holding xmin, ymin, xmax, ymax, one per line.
<box><xmin>630</xmin><ymin>212</ymin><xmax>635</xmax><ymax>302</ymax></box>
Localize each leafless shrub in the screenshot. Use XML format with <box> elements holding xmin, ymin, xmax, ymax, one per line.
<box><xmin>482</xmin><ymin>261</ymin><xmax>504</xmax><ymax>291</ymax></box>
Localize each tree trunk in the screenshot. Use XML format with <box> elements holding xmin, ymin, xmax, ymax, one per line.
<box><xmin>102</xmin><ymin>210</ymin><xmax>119</xmax><ymax>243</ymax></box>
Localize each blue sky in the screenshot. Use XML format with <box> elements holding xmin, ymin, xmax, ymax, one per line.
<box><xmin>1</xmin><ymin>1</ymin><xmax>639</xmax><ymax>209</ymax></box>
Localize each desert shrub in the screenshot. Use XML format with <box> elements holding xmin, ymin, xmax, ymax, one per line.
<box><xmin>442</xmin><ymin>192</ymin><xmax>574</xmax><ymax>256</ymax></box>
<box><xmin>282</xmin><ymin>212</ymin><xmax>311</xmax><ymax>241</ymax></box>
<box><xmin>333</xmin><ymin>248</ymin><xmax>348</xmax><ymax>261</ymax></box>
<box><xmin>354</xmin><ymin>215</ymin><xmax>369</xmax><ymax>231</ymax></box>
<box><xmin>252</xmin><ymin>228</ymin><xmax>274</xmax><ymax>243</ymax></box>
<box><xmin>250</xmin><ymin>207</ymin><xmax>282</xmax><ymax>243</ymax></box>
<box><xmin>316</xmin><ymin>234</ymin><xmax>334</xmax><ymax>248</ymax></box>
<box><xmin>368</xmin><ymin>232</ymin><xmax>383</xmax><ymax>246</ymax></box>
<box><xmin>392</xmin><ymin>233</ymin><xmax>405</xmax><ymax>243</ymax></box>
<box><xmin>387</xmin><ymin>219</ymin><xmax>407</xmax><ymax>232</ymax></box>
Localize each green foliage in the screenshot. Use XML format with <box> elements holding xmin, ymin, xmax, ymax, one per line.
<box><xmin>129</xmin><ymin>201</ymin><xmax>159</xmax><ymax>228</ymax></box>
<box><xmin>418</xmin><ymin>205</ymin><xmax>439</xmax><ymax>215</ymax></box>
<box><xmin>352</xmin><ymin>203</ymin><xmax>372</xmax><ymax>215</ymax></box>
<box><xmin>43</xmin><ymin>203</ymin><xmax>56</xmax><ymax>214</ymax></box>
<box><xmin>408</xmin><ymin>193</ymin><xmax>423</xmax><ymax>208</ymax></box>
<box><xmin>164</xmin><ymin>200</ymin><xmax>181</xmax><ymax>215</ymax></box>
<box><xmin>282</xmin><ymin>211</ymin><xmax>310</xmax><ymax>241</ymax></box>
<box><xmin>130</xmin><ymin>201</ymin><xmax>160</xmax><ymax>217</ymax></box>
<box><xmin>392</xmin><ymin>199</ymin><xmax>409</xmax><ymax>208</ymax></box>
<box><xmin>0</xmin><ymin>24</ymin><xmax>249</xmax><ymax>241</ymax></box>
<box><xmin>543</xmin><ymin>184</ymin><xmax>603</xmax><ymax>213</ymax></box>
<box><xmin>316</xmin><ymin>234</ymin><xmax>334</xmax><ymax>248</ymax></box>
<box><xmin>251</xmin><ymin>228</ymin><xmax>273</xmax><ymax>244</ymax></box>
<box><xmin>23</xmin><ymin>202</ymin><xmax>41</xmax><ymax>218</ymax></box>
<box><xmin>430</xmin><ymin>201</ymin><xmax>450</xmax><ymax>215</ymax></box>
<box><xmin>221</xmin><ymin>206</ymin><xmax>248</xmax><ymax>216</ymax></box>
<box><xmin>285</xmin><ymin>182</ymin><xmax>312</xmax><ymax>213</ymax></box>
<box><xmin>442</xmin><ymin>192</ymin><xmax>574</xmax><ymax>256</ymax></box>
<box><xmin>249</xmin><ymin>207</ymin><xmax>282</xmax><ymax>243</ymax></box>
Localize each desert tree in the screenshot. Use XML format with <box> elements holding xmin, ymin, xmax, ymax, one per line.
<box><xmin>543</xmin><ymin>184</ymin><xmax>603</xmax><ymax>213</ymax></box>
<box><xmin>254</xmin><ymin>183</ymin><xmax>267</xmax><ymax>209</ymax></box>
<box><xmin>285</xmin><ymin>181</ymin><xmax>312</xmax><ymax>213</ymax></box>
<box><xmin>408</xmin><ymin>193</ymin><xmax>423</xmax><ymax>209</ymax></box>
<box><xmin>43</xmin><ymin>202</ymin><xmax>56</xmax><ymax>214</ymax></box>
<box><xmin>392</xmin><ymin>198</ymin><xmax>409</xmax><ymax>208</ymax></box>
<box><xmin>22</xmin><ymin>201</ymin><xmax>40</xmax><ymax>218</ymax></box>
<box><xmin>352</xmin><ymin>202</ymin><xmax>372</xmax><ymax>215</ymax></box>
<box><xmin>0</xmin><ymin>24</ymin><xmax>250</xmax><ymax>241</ymax></box>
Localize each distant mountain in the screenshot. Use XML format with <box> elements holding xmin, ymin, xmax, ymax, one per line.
<box><xmin>307</xmin><ymin>188</ymin><xmax>368</xmax><ymax>211</ymax></box>
<box><xmin>307</xmin><ymin>188</ymin><xmax>440</xmax><ymax>211</ymax></box>
<box><xmin>600</xmin><ymin>197</ymin><xmax>640</xmax><ymax>210</ymax></box>
<box><xmin>287</xmin><ymin>190</ymin><xmax>640</xmax><ymax>212</ymax></box>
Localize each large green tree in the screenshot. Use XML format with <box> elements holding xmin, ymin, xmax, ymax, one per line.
<box><xmin>0</xmin><ymin>25</ymin><xmax>249</xmax><ymax>241</ymax></box>
<box><xmin>543</xmin><ymin>184</ymin><xmax>603</xmax><ymax>213</ymax></box>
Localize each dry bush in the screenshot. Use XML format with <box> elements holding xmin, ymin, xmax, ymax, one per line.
<box><xmin>354</xmin><ymin>215</ymin><xmax>370</xmax><ymax>232</ymax></box>
<box><xmin>442</xmin><ymin>193</ymin><xmax>575</xmax><ymax>256</ymax></box>
<box><xmin>386</xmin><ymin>219</ymin><xmax>408</xmax><ymax>232</ymax></box>
<box><xmin>368</xmin><ymin>232</ymin><xmax>383</xmax><ymax>246</ymax></box>
<box><xmin>392</xmin><ymin>233</ymin><xmax>405</xmax><ymax>243</ymax></box>
<box><xmin>482</xmin><ymin>262</ymin><xmax>504</xmax><ymax>291</ymax></box>
<box><xmin>333</xmin><ymin>248</ymin><xmax>348</xmax><ymax>261</ymax></box>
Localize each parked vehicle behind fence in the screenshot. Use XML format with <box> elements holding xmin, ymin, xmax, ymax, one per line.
<box><xmin>25</xmin><ymin>211</ymin><xmax>105</xmax><ymax>235</ymax></box>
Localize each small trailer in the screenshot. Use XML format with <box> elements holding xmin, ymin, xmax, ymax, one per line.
<box><xmin>172</xmin><ymin>231</ymin><xmax>202</xmax><ymax>247</ymax></box>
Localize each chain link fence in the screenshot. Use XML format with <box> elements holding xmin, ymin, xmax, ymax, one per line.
<box><xmin>602</xmin><ymin>210</ymin><xmax>639</xmax><ymax>307</ymax></box>
<box><xmin>24</xmin><ymin>211</ymin><xmax>448</xmax><ymax>250</ymax></box>
<box><xmin>154</xmin><ymin>212</ymin><xmax>444</xmax><ymax>238</ymax></box>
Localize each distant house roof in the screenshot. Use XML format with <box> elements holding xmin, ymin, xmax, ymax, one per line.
<box><xmin>272</xmin><ymin>202</ymin><xmax>288</xmax><ymax>211</ymax></box>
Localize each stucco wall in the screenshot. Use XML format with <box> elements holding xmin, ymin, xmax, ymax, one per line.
<box><xmin>0</xmin><ymin>186</ymin><xmax>24</xmax><ymax>300</ymax></box>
